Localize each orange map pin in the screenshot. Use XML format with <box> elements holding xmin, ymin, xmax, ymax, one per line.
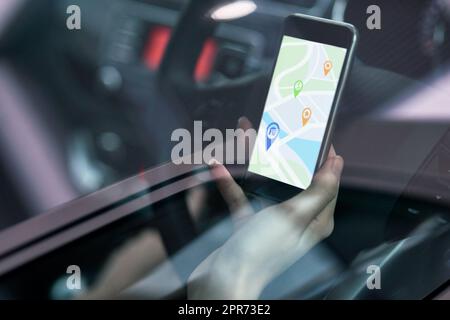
<box><xmin>324</xmin><ymin>60</ymin><xmax>333</xmax><ymax>76</ymax></box>
<box><xmin>302</xmin><ymin>107</ymin><xmax>312</xmax><ymax>127</ymax></box>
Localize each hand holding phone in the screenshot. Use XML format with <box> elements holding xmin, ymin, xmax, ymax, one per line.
<box><xmin>189</xmin><ymin>149</ymin><xmax>344</xmax><ymax>299</ymax></box>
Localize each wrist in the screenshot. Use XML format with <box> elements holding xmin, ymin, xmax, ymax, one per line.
<box><xmin>206</xmin><ymin>253</ymin><xmax>266</xmax><ymax>300</ymax></box>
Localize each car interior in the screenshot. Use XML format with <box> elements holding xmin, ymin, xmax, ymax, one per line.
<box><xmin>0</xmin><ymin>0</ymin><xmax>449</xmax><ymax>299</ymax></box>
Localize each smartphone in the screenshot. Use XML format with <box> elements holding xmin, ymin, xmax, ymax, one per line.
<box><xmin>244</xmin><ymin>14</ymin><xmax>358</xmax><ymax>201</ymax></box>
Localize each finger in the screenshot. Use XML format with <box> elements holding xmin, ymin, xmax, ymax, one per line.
<box><xmin>281</xmin><ymin>155</ymin><xmax>343</xmax><ymax>227</ymax></box>
<box><xmin>237</xmin><ymin>117</ymin><xmax>254</xmax><ymax>163</ymax></box>
<box><xmin>316</xmin><ymin>145</ymin><xmax>335</xmax><ymax>170</ymax></box>
<box><xmin>209</xmin><ymin>160</ymin><xmax>254</xmax><ymax>220</ymax></box>
<box><xmin>309</xmin><ymin>155</ymin><xmax>344</xmax><ymax>198</ymax></box>
<box><xmin>329</xmin><ymin>145</ymin><xmax>336</xmax><ymax>158</ymax></box>
<box><xmin>237</xmin><ymin>117</ymin><xmax>253</xmax><ymax>131</ymax></box>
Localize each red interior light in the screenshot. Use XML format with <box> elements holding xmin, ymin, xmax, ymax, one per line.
<box><xmin>143</xmin><ymin>26</ymin><xmax>171</xmax><ymax>71</ymax></box>
<box><xmin>143</xmin><ymin>25</ymin><xmax>217</xmax><ymax>82</ymax></box>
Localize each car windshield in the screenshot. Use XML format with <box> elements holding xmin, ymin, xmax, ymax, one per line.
<box><xmin>0</xmin><ymin>0</ymin><xmax>449</xmax><ymax>300</ymax></box>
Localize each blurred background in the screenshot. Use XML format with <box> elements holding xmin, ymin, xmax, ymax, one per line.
<box><xmin>0</xmin><ymin>0</ymin><xmax>449</xmax><ymax>299</ymax></box>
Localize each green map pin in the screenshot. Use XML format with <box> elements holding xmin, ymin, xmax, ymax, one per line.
<box><xmin>294</xmin><ymin>80</ymin><xmax>303</xmax><ymax>97</ymax></box>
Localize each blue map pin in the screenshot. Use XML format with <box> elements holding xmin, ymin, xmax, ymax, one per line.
<box><xmin>266</xmin><ymin>122</ymin><xmax>280</xmax><ymax>150</ymax></box>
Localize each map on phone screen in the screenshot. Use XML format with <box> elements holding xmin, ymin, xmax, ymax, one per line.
<box><xmin>248</xmin><ymin>36</ymin><xmax>347</xmax><ymax>189</ymax></box>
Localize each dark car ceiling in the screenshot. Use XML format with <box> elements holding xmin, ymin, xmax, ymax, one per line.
<box><xmin>345</xmin><ymin>0</ymin><xmax>432</xmax><ymax>78</ymax></box>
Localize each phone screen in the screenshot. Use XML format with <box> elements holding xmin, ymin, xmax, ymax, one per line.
<box><xmin>248</xmin><ymin>35</ymin><xmax>348</xmax><ymax>190</ymax></box>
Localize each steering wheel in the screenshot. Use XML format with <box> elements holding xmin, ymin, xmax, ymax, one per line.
<box><xmin>157</xmin><ymin>0</ymin><xmax>269</xmax><ymax>130</ymax></box>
